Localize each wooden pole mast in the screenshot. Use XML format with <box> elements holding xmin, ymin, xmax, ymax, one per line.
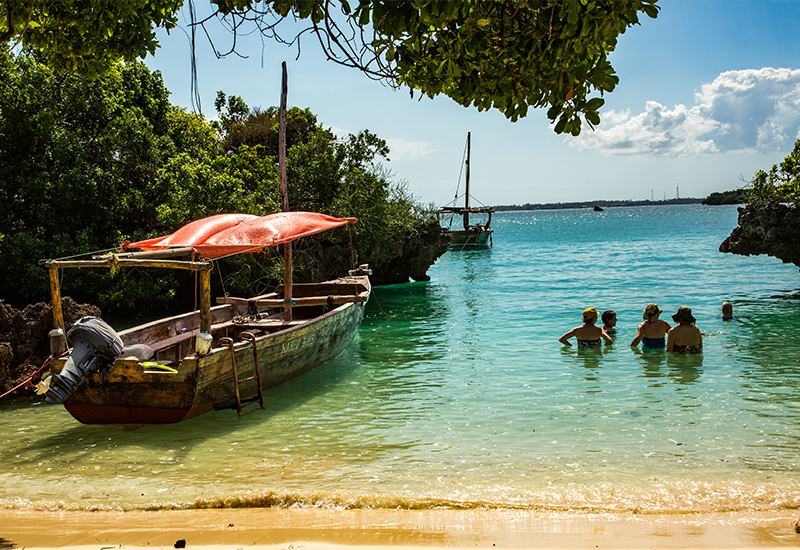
<box><xmin>279</xmin><ymin>61</ymin><xmax>292</xmax><ymax>322</ymax></box>
<box><xmin>199</xmin><ymin>266</ymin><xmax>211</xmax><ymax>333</ymax></box>
<box><xmin>463</xmin><ymin>132</ymin><xmax>471</xmax><ymax>230</ymax></box>
<box><xmin>48</xmin><ymin>267</ymin><xmax>65</xmax><ymax>333</ymax></box>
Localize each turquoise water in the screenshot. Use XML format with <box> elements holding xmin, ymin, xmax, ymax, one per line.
<box><xmin>2</xmin><ymin>204</ymin><xmax>800</xmax><ymax>514</ymax></box>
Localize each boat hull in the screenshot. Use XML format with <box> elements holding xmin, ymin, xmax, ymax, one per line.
<box><xmin>54</xmin><ymin>275</ymin><xmax>370</xmax><ymax>425</ymax></box>
<box><xmin>448</xmin><ymin>227</ymin><xmax>493</xmax><ymax>248</ymax></box>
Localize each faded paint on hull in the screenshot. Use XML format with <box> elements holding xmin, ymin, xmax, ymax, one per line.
<box><xmin>59</xmin><ymin>277</ymin><xmax>370</xmax><ymax>425</ymax></box>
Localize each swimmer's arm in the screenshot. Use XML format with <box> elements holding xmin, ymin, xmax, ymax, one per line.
<box><xmin>559</xmin><ymin>328</ymin><xmax>577</xmax><ymax>346</ymax></box>
<box><xmin>630</xmin><ymin>323</ymin><xmax>644</xmax><ymax>346</ymax></box>
<box><xmin>666</xmin><ymin>330</ymin><xmax>676</xmax><ymax>352</ymax></box>
<box><xmin>601</xmin><ymin>329</ymin><xmax>613</xmax><ymax>344</ymax></box>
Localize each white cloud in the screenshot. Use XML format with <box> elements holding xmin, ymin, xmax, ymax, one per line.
<box><xmin>328</xmin><ymin>126</ymin><xmax>434</xmax><ymax>162</ymax></box>
<box><xmin>571</xmin><ymin>67</ymin><xmax>800</xmax><ymax>157</ymax></box>
<box><xmin>385</xmin><ymin>138</ymin><xmax>435</xmax><ymax>161</ymax></box>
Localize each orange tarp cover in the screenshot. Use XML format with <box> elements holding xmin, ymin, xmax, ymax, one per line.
<box><xmin>129</xmin><ymin>212</ymin><xmax>356</xmax><ymax>258</ymax></box>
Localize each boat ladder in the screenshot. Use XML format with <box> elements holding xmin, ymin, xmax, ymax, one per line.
<box><xmin>219</xmin><ymin>333</ymin><xmax>265</xmax><ymax>417</ymax></box>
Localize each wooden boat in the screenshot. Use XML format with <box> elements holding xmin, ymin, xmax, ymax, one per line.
<box><xmin>437</xmin><ymin>132</ymin><xmax>494</xmax><ymax>249</ymax></box>
<box><xmin>37</xmin><ymin>212</ymin><xmax>371</xmax><ymax>425</ymax></box>
<box><xmin>35</xmin><ymin>64</ymin><xmax>370</xmax><ymax>426</ymax></box>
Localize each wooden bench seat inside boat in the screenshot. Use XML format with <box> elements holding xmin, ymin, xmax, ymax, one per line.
<box><xmin>217</xmin><ymin>294</ymin><xmax>366</xmax><ymax>308</ymax></box>
<box><xmin>146</xmin><ymin>321</ymin><xmax>232</xmax><ymax>358</ymax></box>
<box><xmin>232</xmin><ymin>318</ymin><xmax>308</xmax><ymax>330</ymax></box>
<box><xmin>149</xmin><ymin>329</ymin><xmax>200</xmax><ymax>352</ymax></box>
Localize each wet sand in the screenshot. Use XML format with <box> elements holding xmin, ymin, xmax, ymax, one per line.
<box><xmin>2</xmin><ymin>508</ymin><xmax>800</xmax><ymax>549</ymax></box>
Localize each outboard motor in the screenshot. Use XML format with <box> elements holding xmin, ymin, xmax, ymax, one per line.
<box><xmin>38</xmin><ymin>316</ymin><xmax>124</xmax><ymax>404</ymax></box>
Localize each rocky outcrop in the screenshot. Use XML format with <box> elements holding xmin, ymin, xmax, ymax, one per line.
<box><xmin>0</xmin><ymin>297</ymin><xmax>100</xmax><ymax>396</ymax></box>
<box><xmin>368</xmin><ymin>218</ymin><xmax>451</xmax><ymax>286</ymax></box>
<box><xmin>298</xmin><ymin>218</ymin><xmax>450</xmax><ymax>286</ymax></box>
<box><xmin>720</xmin><ymin>203</ymin><xmax>800</xmax><ymax>267</ymax></box>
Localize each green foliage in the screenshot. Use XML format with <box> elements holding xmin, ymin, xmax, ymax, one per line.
<box><xmin>0</xmin><ymin>49</ymin><xmax>433</xmax><ymax>312</ymax></box>
<box><xmin>214</xmin><ymin>93</ymin><xmax>320</xmax><ymax>157</ymax></box>
<box><xmin>0</xmin><ymin>49</ymin><xmax>179</xmax><ymax>305</ymax></box>
<box><xmin>745</xmin><ymin>139</ymin><xmax>800</xmax><ymax>206</ymax></box>
<box><xmin>0</xmin><ymin>0</ymin><xmax>178</xmax><ymax>75</ymax></box>
<box><xmin>1</xmin><ymin>1</ymin><xmax>660</xmax><ymax>135</ymax></box>
<box><xmin>365</xmin><ymin>0</ymin><xmax>660</xmax><ymax>132</ymax></box>
<box><xmin>702</xmin><ymin>189</ymin><xmax>746</xmax><ymax>206</ymax></box>
<box><xmin>234</xmin><ymin>0</ymin><xmax>659</xmax><ymax>133</ymax></box>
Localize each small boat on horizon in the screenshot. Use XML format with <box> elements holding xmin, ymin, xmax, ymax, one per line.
<box><xmin>437</xmin><ymin>132</ymin><xmax>494</xmax><ymax>249</ymax></box>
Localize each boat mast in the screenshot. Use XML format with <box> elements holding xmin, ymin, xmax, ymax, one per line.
<box><xmin>463</xmin><ymin>132</ymin><xmax>471</xmax><ymax>230</ymax></box>
<box><xmin>279</xmin><ymin>61</ymin><xmax>293</xmax><ymax>322</ymax></box>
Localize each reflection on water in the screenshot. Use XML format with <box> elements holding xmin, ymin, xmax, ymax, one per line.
<box><xmin>633</xmin><ymin>347</ymin><xmax>704</xmax><ymax>385</ymax></box>
<box><xmin>665</xmin><ymin>353</ymin><xmax>704</xmax><ymax>385</ymax></box>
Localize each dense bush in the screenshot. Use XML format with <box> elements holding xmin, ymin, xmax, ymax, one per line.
<box><xmin>0</xmin><ymin>49</ymin><xmax>429</xmax><ymax>312</ymax></box>
<box><xmin>702</xmin><ymin>189</ymin><xmax>746</xmax><ymax>205</ymax></box>
<box><xmin>744</xmin><ymin>139</ymin><xmax>800</xmax><ymax>206</ymax></box>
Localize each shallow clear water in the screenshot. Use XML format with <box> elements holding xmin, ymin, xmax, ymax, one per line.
<box><xmin>2</xmin><ymin>204</ymin><xmax>800</xmax><ymax>513</ymax></box>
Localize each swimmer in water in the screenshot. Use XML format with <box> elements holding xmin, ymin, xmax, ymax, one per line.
<box><xmin>601</xmin><ymin>310</ymin><xmax>617</xmax><ymax>335</ymax></box>
<box><xmin>631</xmin><ymin>303</ymin><xmax>671</xmax><ymax>348</ymax></box>
<box><xmin>559</xmin><ymin>307</ymin><xmax>613</xmax><ymax>348</ymax></box>
<box><xmin>722</xmin><ymin>301</ymin><xmax>734</xmax><ymax>320</ymax></box>
<box><xmin>667</xmin><ymin>306</ymin><xmax>703</xmax><ymax>353</ymax></box>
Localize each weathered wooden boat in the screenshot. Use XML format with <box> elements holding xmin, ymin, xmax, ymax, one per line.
<box><xmin>437</xmin><ymin>132</ymin><xmax>494</xmax><ymax>249</ymax></box>
<box><xmin>37</xmin><ymin>212</ymin><xmax>371</xmax><ymax>425</ymax></box>
<box><xmin>36</xmin><ymin>64</ymin><xmax>371</xmax><ymax>426</ymax></box>
<box><xmin>36</xmin><ymin>64</ymin><xmax>372</xmax><ymax>426</ymax></box>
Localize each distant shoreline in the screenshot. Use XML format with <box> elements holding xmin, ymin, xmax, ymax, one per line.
<box><xmin>493</xmin><ymin>198</ymin><xmax>704</xmax><ymax>211</ymax></box>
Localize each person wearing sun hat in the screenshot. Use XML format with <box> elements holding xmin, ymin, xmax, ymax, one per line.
<box><xmin>666</xmin><ymin>306</ymin><xmax>703</xmax><ymax>353</ymax></box>
<box><xmin>559</xmin><ymin>307</ymin><xmax>613</xmax><ymax>347</ymax></box>
<box><xmin>630</xmin><ymin>303</ymin><xmax>671</xmax><ymax>348</ymax></box>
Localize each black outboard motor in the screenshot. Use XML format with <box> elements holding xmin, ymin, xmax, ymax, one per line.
<box><xmin>40</xmin><ymin>316</ymin><xmax>124</xmax><ymax>404</ymax></box>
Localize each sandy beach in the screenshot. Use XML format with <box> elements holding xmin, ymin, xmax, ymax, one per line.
<box><xmin>2</xmin><ymin>509</ymin><xmax>800</xmax><ymax>549</ymax></box>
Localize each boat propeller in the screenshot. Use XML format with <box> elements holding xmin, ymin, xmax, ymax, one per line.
<box><xmin>38</xmin><ymin>316</ymin><xmax>124</xmax><ymax>404</ymax></box>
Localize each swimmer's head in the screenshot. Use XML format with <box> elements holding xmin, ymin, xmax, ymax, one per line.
<box><xmin>643</xmin><ymin>303</ymin><xmax>662</xmax><ymax>322</ymax></box>
<box><xmin>672</xmin><ymin>306</ymin><xmax>696</xmax><ymax>324</ymax></box>
<box><xmin>582</xmin><ymin>307</ymin><xmax>598</xmax><ymax>323</ymax></box>
<box><xmin>601</xmin><ymin>310</ymin><xmax>616</xmax><ymax>326</ymax></box>
<box><xmin>721</xmin><ymin>302</ymin><xmax>733</xmax><ymax>319</ymax></box>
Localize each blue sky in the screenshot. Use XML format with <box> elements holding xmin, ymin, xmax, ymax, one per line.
<box><xmin>144</xmin><ymin>1</ymin><xmax>800</xmax><ymax>207</ymax></box>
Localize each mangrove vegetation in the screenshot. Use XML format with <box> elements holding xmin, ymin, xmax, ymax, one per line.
<box><xmin>0</xmin><ymin>48</ymin><xmax>436</xmax><ymax>313</ymax></box>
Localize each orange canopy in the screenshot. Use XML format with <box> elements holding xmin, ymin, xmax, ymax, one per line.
<box><xmin>128</xmin><ymin>212</ymin><xmax>356</xmax><ymax>258</ymax></box>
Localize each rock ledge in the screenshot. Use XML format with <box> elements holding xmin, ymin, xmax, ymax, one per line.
<box><xmin>720</xmin><ymin>203</ymin><xmax>800</xmax><ymax>268</ymax></box>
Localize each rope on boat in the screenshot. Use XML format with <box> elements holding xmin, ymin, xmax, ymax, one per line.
<box><xmin>453</xmin><ymin>136</ymin><xmax>469</xmax><ymax>202</ymax></box>
<box><xmin>0</xmin><ymin>349</ymin><xmax>71</xmax><ymax>400</ymax></box>
<box><xmin>348</xmin><ymin>223</ymin><xmax>356</xmax><ymax>270</ymax></box>
<box><xmin>214</xmin><ymin>259</ymin><xmax>227</xmax><ymax>301</ymax></box>
<box><xmin>37</xmin><ymin>246</ymin><xmax>119</xmax><ymax>263</ymax></box>
<box><xmin>369</xmin><ymin>290</ymin><xmax>390</xmax><ymax>317</ymax></box>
